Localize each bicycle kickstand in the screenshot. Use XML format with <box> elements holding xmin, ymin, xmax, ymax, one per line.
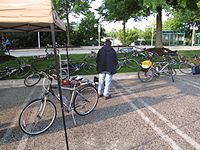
<box><xmin>71</xmin><ymin>109</ymin><xmax>77</xmax><ymax>126</ymax></box>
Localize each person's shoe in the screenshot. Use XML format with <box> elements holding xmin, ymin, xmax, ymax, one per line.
<box><xmin>105</xmin><ymin>95</ymin><xmax>111</xmax><ymax>100</ymax></box>
<box><xmin>98</xmin><ymin>94</ymin><xmax>103</xmax><ymax>97</ymax></box>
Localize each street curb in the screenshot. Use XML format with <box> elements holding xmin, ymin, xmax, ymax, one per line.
<box><xmin>0</xmin><ymin>72</ymin><xmax>138</xmax><ymax>89</ymax></box>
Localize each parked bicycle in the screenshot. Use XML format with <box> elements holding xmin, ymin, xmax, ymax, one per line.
<box><xmin>138</xmin><ymin>56</ymin><xmax>176</xmax><ymax>82</ymax></box>
<box><xmin>68</xmin><ymin>60</ymin><xmax>96</xmax><ymax>75</ymax></box>
<box><xmin>117</xmin><ymin>56</ymin><xmax>139</xmax><ymax>71</ymax></box>
<box><xmin>178</xmin><ymin>55</ymin><xmax>200</xmax><ymax>74</ymax></box>
<box><xmin>32</xmin><ymin>45</ymin><xmax>54</xmax><ymax>61</ymax></box>
<box><xmin>0</xmin><ymin>59</ymin><xmax>31</xmax><ymax>79</ymax></box>
<box><xmin>24</xmin><ymin>67</ymin><xmax>68</xmax><ymax>87</ymax></box>
<box><xmin>19</xmin><ymin>72</ymin><xmax>98</xmax><ymax>135</ymax></box>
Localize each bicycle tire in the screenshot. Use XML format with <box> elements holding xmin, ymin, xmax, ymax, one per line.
<box><xmin>60</xmin><ymin>69</ymin><xmax>69</xmax><ymax>80</ymax></box>
<box><xmin>69</xmin><ymin>63</ymin><xmax>79</xmax><ymax>75</ymax></box>
<box><xmin>166</xmin><ymin>66</ymin><xmax>175</xmax><ymax>82</ymax></box>
<box><xmin>138</xmin><ymin>67</ymin><xmax>154</xmax><ymax>82</ymax></box>
<box><xmin>0</xmin><ymin>70</ymin><xmax>7</xmax><ymax>79</ymax></box>
<box><xmin>74</xmin><ymin>84</ymin><xmax>98</xmax><ymax>116</ymax></box>
<box><xmin>83</xmin><ymin>63</ymin><xmax>96</xmax><ymax>73</ymax></box>
<box><xmin>179</xmin><ymin>62</ymin><xmax>192</xmax><ymax>74</ymax></box>
<box><xmin>163</xmin><ymin>67</ymin><xmax>176</xmax><ymax>76</ymax></box>
<box><xmin>125</xmin><ymin>58</ymin><xmax>139</xmax><ymax>71</ymax></box>
<box><xmin>24</xmin><ymin>72</ymin><xmax>41</xmax><ymax>87</ymax></box>
<box><xmin>19</xmin><ymin>98</ymin><xmax>57</xmax><ymax>135</ymax></box>
<box><xmin>15</xmin><ymin>66</ymin><xmax>31</xmax><ymax>78</ymax></box>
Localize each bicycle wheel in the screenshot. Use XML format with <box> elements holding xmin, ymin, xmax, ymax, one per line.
<box><xmin>0</xmin><ymin>69</ymin><xmax>6</xmax><ymax>79</ymax></box>
<box><xmin>24</xmin><ymin>72</ymin><xmax>41</xmax><ymax>87</ymax></box>
<box><xmin>163</xmin><ymin>66</ymin><xmax>176</xmax><ymax>76</ymax></box>
<box><xmin>74</xmin><ymin>84</ymin><xmax>98</xmax><ymax>116</ymax></box>
<box><xmin>166</xmin><ymin>66</ymin><xmax>175</xmax><ymax>82</ymax></box>
<box><xmin>60</xmin><ymin>69</ymin><xmax>69</xmax><ymax>80</ymax></box>
<box><xmin>19</xmin><ymin>99</ymin><xmax>56</xmax><ymax>135</ymax></box>
<box><xmin>83</xmin><ymin>63</ymin><xmax>96</xmax><ymax>73</ymax></box>
<box><xmin>15</xmin><ymin>66</ymin><xmax>31</xmax><ymax>78</ymax></box>
<box><xmin>138</xmin><ymin>67</ymin><xmax>154</xmax><ymax>82</ymax></box>
<box><xmin>179</xmin><ymin>62</ymin><xmax>192</xmax><ymax>74</ymax></box>
<box><xmin>125</xmin><ymin>58</ymin><xmax>139</xmax><ymax>71</ymax></box>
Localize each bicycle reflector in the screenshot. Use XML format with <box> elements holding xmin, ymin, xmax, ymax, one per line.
<box><xmin>61</xmin><ymin>80</ymin><xmax>71</xmax><ymax>86</ymax></box>
<box><xmin>141</xmin><ymin>60</ymin><xmax>153</xmax><ymax>69</ymax></box>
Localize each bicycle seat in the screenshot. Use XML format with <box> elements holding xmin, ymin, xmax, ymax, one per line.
<box><xmin>70</xmin><ymin>76</ymin><xmax>83</xmax><ymax>81</ymax></box>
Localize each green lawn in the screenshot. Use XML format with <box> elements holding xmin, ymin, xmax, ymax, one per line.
<box><xmin>1</xmin><ymin>50</ymin><xmax>200</xmax><ymax>80</ymax></box>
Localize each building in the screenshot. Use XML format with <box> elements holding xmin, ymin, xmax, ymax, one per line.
<box><xmin>162</xmin><ymin>30</ymin><xmax>185</xmax><ymax>46</ymax></box>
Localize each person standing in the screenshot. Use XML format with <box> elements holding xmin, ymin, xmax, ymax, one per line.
<box><xmin>96</xmin><ymin>39</ymin><xmax>118</xmax><ymax>100</ymax></box>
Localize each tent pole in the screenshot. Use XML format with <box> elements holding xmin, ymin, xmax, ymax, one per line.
<box><xmin>64</xmin><ymin>26</ymin><xmax>70</xmax><ymax>79</ymax></box>
<box><xmin>50</xmin><ymin>24</ymin><xmax>69</xmax><ymax>150</ymax></box>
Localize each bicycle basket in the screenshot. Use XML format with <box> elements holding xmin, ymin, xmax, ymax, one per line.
<box><xmin>141</xmin><ymin>60</ymin><xmax>153</xmax><ymax>69</ymax></box>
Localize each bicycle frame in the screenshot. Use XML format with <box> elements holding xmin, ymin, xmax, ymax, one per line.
<box><xmin>40</xmin><ymin>73</ymin><xmax>90</xmax><ymax>125</ymax></box>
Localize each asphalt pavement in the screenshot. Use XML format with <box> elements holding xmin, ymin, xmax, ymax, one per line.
<box><xmin>1</xmin><ymin>70</ymin><xmax>200</xmax><ymax>149</ymax></box>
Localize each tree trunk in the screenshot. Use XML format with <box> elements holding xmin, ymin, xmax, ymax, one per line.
<box><xmin>122</xmin><ymin>21</ymin><xmax>126</xmax><ymax>46</ymax></box>
<box><xmin>155</xmin><ymin>6</ymin><xmax>163</xmax><ymax>48</ymax></box>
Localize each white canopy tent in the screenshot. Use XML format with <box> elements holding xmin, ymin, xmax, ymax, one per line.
<box><xmin>0</xmin><ymin>0</ymin><xmax>66</xmax><ymax>32</ymax></box>
<box><xmin>0</xmin><ymin>0</ymin><xmax>69</xmax><ymax>148</ymax></box>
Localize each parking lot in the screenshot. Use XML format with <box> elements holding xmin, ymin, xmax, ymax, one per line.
<box><xmin>1</xmin><ymin>72</ymin><xmax>200</xmax><ymax>149</ymax></box>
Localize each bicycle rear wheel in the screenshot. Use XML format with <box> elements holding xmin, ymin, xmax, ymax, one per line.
<box><xmin>19</xmin><ymin>99</ymin><xmax>56</xmax><ymax>135</ymax></box>
<box><xmin>179</xmin><ymin>62</ymin><xmax>192</xmax><ymax>74</ymax></box>
<box><xmin>74</xmin><ymin>84</ymin><xmax>98</xmax><ymax>116</ymax></box>
<box><xmin>24</xmin><ymin>72</ymin><xmax>41</xmax><ymax>87</ymax></box>
<box><xmin>138</xmin><ymin>67</ymin><xmax>154</xmax><ymax>82</ymax></box>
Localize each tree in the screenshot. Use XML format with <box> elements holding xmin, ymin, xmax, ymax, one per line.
<box><xmin>98</xmin><ymin>0</ymin><xmax>144</xmax><ymax>45</ymax></box>
<box><xmin>118</xmin><ymin>28</ymin><xmax>142</xmax><ymax>45</ymax></box>
<box><xmin>72</xmin><ymin>11</ymin><xmax>106</xmax><ymax>46</ymax></box>
<box><xmin>53</xmin><ymin>0</ymin><xmax>94</xmax><ymax>46</ymax></box>
<box><xmin>142</xmin><ymin>0</ymin><xmax>200</xmax><ymax>48</ymax></box>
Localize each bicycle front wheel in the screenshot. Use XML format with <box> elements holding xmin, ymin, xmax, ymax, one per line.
<box><xmin>24</xmin><ymin>72</ymin><xmax>41</xmax><ymax>87</ymax></box>
<box><xmin>74</xmin><ymin>84</ymin><xmax>98</xmax><ymax>116</ymax></box>
<box><xmin>179</xmin><ymin>62</ymin><xmax>192</xmax><ymax>74</ymax></box>
<box><xmin>138</xmin><ymin>67</ymin><xmax>154</xmax><ymax>82</ymax></box>
<box><xmin>83</xmin><ymin>63</ymin><xmax>96</xmax><ymax>73</ymax></box>
<box><xmin>125</xmin><ymin>59</ymin><xmax>139</xmax><ymax>71</ymax></box>
<box><xmin>19</xmin><ymin>99</ymin><xmax>56</xmax><ymax>135</ymax></box>
<box><xmin>16</xmin><ymin>66</ymin><xmax>31</xmax><ymax>78</ymax></box>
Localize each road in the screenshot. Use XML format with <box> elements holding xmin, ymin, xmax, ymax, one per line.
<box><xmin>9</xmin><ymin>45</ymin><xmax>200</xmax><ymax>57</ymax></box>
<box><xmin>1</xmin><ymin>72</ymin><xmax>200</xmax><ymax>149</ymax></box>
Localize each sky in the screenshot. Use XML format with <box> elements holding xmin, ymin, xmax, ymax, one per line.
<box><xmin>69</xmin><ymin>0</ymin><xmax>169</xmax><ymax>32</ymax></box>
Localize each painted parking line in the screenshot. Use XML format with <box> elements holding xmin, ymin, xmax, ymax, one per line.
<box><xmin>113</xmin><ymin>81</ymin><xmax>181</xmax><ymax>150</ymax></box>
<box><xmin>115</xmin><ymin>75</ymin><xmax>200</xmax><ymax>149</ymax></box>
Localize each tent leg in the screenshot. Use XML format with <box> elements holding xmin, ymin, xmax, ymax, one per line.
<box><xmin>50</xmin><ymin>24</ymin><xmax>69</xmax><ymax>150</ymax></box>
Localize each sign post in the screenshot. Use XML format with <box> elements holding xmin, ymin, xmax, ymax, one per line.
<box><xmin>190</xmin><ymin>23</ymin><xmax>198</xmax><ymax>46</ymax></box>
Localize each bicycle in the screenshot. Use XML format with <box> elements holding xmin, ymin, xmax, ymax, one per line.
<box><xmin>116</xmin><ymin>56</ymin><xmax>139</xmax><ymax>71</ymax></box>
<box><xmin>68</xmin><ymin>60</ymin><xmax>96</xmax><ymax>75</ymax></box>
<box><xmin>178</xmin><ymin>55</ymin><xmax>200</xmax><ymax>74</ymax></box>
<box><xmin>24</xmin><ymin>67</ymin><xmax>68</xmax><ymax>87</ymax></box>
<box><xmin>0</xmin><ymin>59</ymin><xmax>31</xmax><ymax>79</ymax></box>
<box><xmin>138</xmin><ymin>56</ymin><xmax>176</xmax><ymax>82</ymax></box>
<box><xmin>19</xmin><ymin>72</ymin><xmax>99</xmax><ymax>135</ymax></box>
